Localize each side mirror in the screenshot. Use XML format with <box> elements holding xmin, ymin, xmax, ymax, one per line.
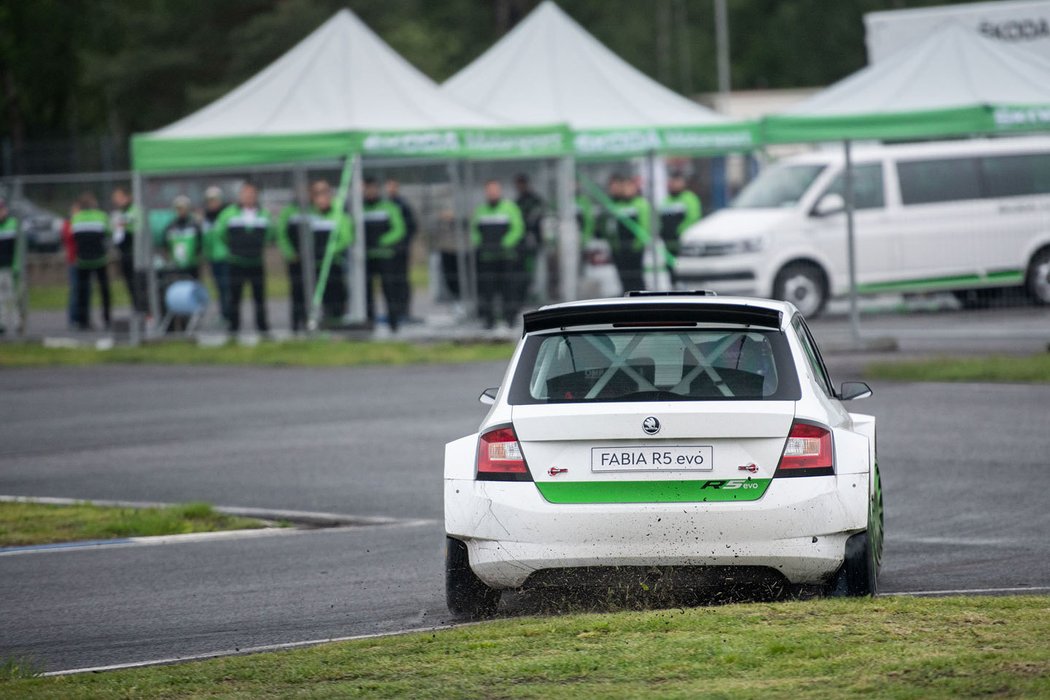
<box><xmin>479</xmin><ymin>387</ymin><xmax>499</xmax><ymax>406</ymax></box>
<box><xmin>839</xmin><ymin>381</ymin><xmax>872</xmax><ymax>401</ymax></box>
<box><xmin>812</xmin><ymin>192</ymin><xmax>845</xmax><ymax>217</ymax></box>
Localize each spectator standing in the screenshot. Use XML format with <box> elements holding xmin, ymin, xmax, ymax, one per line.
<box><xmin>276</xmin><ymin>194</ymin><xmax>309</xmax><ymax>332</ymax></box>
<box><xmin>606</xmin><ymin>176</ymin><xmax>650</xmax><ymax>293</ymax></box>
<box><xmin>471</xmin><ymin>179</ymin><xmax>525</xmax><ymax>329</ymax></box>
<box><xmin>514</xmin><ymin>173</ymin><xmax>544</xmax><ymax>296</ymax></box>
<box><xmin>659</xmin><ymin>171</ymin><xmax>702</xmax><ymax>286</ymax></box>
<box><xmin>71</xmin><ymin>191</ymin><xmax>112</xmax><ymax>330</ymax></box>
<box><xmin>362</xmin><ymin>177</ymin><xmax>407</xmax><ymax>332</ymax></box>
<box><xmin>110</xmin><ymin>186</ymin><xmax>139</xmax><ymax>311</ymax></box>
<box><xmin>201</xmin><ymin>186</ymin><xmax>231</xmax><ymax>324</ymax></box>
<box><xmin>0</xmin><ymin>197</ymin><xmax>23</xmax><ymax>334</ymax></box>
<box><xmin>162</xmin><ymin>195</ymin><xmax>203</xmax><ymax>278</ymax></box>
<box><xmin>385</xmin><ymin>178</ymin><xmax>416</xmax><ymax>324</ymax></box>
<box><xmin>210</xmin><ymin>182</ymin><xmax>275</xmax><ymax>333</ymax></box>
<box><xmin>61</xmin><ymin>203</ymin><xmax>80</xmax><ymax>329</ymax></box>
<box><xmin>575</xmin><ymin>186</ymin><xmax>595</xmax><ymax>245</ymax></box>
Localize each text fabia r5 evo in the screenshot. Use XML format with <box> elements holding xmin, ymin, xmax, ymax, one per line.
<box><xmin>444</xmin><ymin>292</ymin><xmax>883</xmax><ymax>616</ymax></box>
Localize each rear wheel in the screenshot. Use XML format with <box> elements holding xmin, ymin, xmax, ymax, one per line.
<box><xmin>773</xmin><ymin>262</ymin><xmax>827</xmax><ymax>317</ymax></box>
<box><xmin>1026</xmin><ymin>247</ymin><xmax>1050</xmax><ymax>306</ymax></box>
<box><xmin>829</xmin><ymin>462</ymin><xmax>882</xmax><ymax>597</ymax></box>
<box><xmin>445</xmin><ymin>537</ymin><xmax>501</xmax><ymax>617</ymax></box>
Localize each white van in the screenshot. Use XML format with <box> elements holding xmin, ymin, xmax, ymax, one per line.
<box><xmin>675</xmin><ymin>136</ymin><xmax>1050</xmax><ymax>316</ymax></box>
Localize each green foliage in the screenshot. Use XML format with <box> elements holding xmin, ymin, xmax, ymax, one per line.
<box><xmin>3</xmin><ymin>596</ymin><xmax>1049</xmax><ymax>697</ymax></box>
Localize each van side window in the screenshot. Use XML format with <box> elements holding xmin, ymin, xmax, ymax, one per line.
<box><xmin>792</xmin><ymin>316</ymin><xmax>833</xmax><ymax>397</ymax></box>
<box><xmin>980</xmin><ymin>154</ymin><xmax>1050</xmax><ymax>198</ymax></box>
<box><xmin>898</xmin><ymin>158</ymin><xmax>981</xmax><ymax>205</ymax></box>
<box><xmin>820</xmin><ymin>163</ymin><xmax>885</xmax><ymax>210</ymax></box>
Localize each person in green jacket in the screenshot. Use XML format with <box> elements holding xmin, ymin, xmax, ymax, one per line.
<box><xmin>575</xmin><ymin>187</ymin><xmax>595</xmax><ymax>246</ymax></box>
<box><xmin>210</xmin><ymin>182</ymin><xmax>275</xmax><ymax>332</ymax></box>
<box><xmin>659</xmin><ymin>171</ymin><xmax>702</xmax><ymax>285</ymax></box>
<box><xmin>471</xmin><ymin>179</ymin><xmax>525</xmax><ymax>329</ymax></box>
<box><xmin>162</xmin><ymin>195</ymin><xmax>203</xmax><ymax>278</ymax></box>
<box><xmin>0</xmin><ymin>196</ymin><xmax>24</xmax><ymax>334</ymax></box>
<box><xmin>605</xmin><ymin>175</ymin><xmax>651</xmax><ymax>293</ymax></box>
<box><xmin>70</xmin><ymin>191</ymin><xmax>112</xmax><ymax>330</ymax></box>
<box><xmin>362</xmin><ymin>177</ymin><xmax>407</xmax><ymax>332</ymax></box>
<box><xmin>278</xmin><ymin>180</ymin><xmax>353</xmax><ymax>329</ymax></box>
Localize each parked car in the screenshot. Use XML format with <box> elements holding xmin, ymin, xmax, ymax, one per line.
<box><xmin>9</xmin><ymin>198</ymin><xmax>63</xmax><ymax>253</ymax></box>
<box><xmin>444</xmin><ymin>292</ymin><xmax>881</xmax><ymax>616</ymax></box>
<box><xmin>675</xmin><ymin>136</ymin><xmax>1050</xmax><ymax>316</ymax></box>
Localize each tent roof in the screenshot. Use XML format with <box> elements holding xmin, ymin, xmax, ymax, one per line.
<box><xmin>765</xmin><ymin>22</ymin><xmax>1050</xmax><ymax>143</ymax></box>
<box><xmin>159</xmin><ymin>9</ymin><xmax>494</xmax><ymax>137</ymax></box>
<box><xmin>133</xmin><ymin>9</ymin><xmax>567</xmax><ymax>172</ymax></box>
<box><xmin>443</xmin><ymin>1</ymin><xmax>756</xmax><ymax>156</ymax></box>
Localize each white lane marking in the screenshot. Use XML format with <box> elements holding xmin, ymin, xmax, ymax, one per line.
<box><xmin>884</xmin><ymin>585</ymin><xmax>1050</xmax><ymax>597</ymax></box>
<box><xmin>43</xmin><ymin>622</ymin><xmax>479</xmax><ymax>677</ymax></box>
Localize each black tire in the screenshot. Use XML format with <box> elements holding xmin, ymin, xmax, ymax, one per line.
<box><xmin>773</xmin><ymin>262</ymin><xmax>827</xmax><ymax>318</ymax></box>
<box><xmin>1026</xmin><ymin>247</ymin><xmax>1050</xmax><ymax>306</ymax></box>
<box><xmin>445</xmin><ymin>537</ymin><xmax>501</xmax><ymax>617</ymax></box>
<box><xmin>829</xmin><ymin>462</ymin><xmax>883</xmax><ymax>597</ymax></box>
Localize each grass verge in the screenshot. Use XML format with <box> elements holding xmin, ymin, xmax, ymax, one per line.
<box><xmin>866</xmin><ymin>353</ymin><xmax>1050</xmax><ymax>383</ymax></box>
<box><xmin>0</xmin><ymin>339</ymin><xmax>515</xmax><ymax>368</ymax></box>
<box><xmin>0</xmin><ymin>501</ymin><xmax>267</xmax><ymax>547</ymax></box>
<box><xmin>3</xmin><ymin>596</ymin><xmax>1048</xmax><ymax>697</ymax></box>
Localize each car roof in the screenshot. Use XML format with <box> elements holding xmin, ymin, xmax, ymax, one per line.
<box><xmin>781</xmin><ymin>135</ymin><xmax>1050</xmax><ymax>167</ymax></box>
<box><xmin>523</xmin><ymin>294</ymin><xmax>796</xmax><ymax>335</ymax></box>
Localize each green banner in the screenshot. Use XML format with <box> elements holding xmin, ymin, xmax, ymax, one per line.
<box><xmin>573</xmin><ymin>123</ymin><xmax>758</xmax><ymax>159</ymax></box>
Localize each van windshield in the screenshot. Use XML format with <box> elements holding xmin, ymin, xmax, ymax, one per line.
<box><xmin>732</xmin><ymin>164</ymin><xmax>826</xmax><ymax>209</ymax></box>
<box><xmin>508</xmin><ymin>329</ymin><xmax>801</xmax><ymax>404</ymax></box>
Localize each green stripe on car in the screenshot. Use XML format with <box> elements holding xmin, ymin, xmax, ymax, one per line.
<box><xmin>536</xmin><ymin>478</ymin><xmax>771</xmax><ymax>504</ymax></box>
<box><xmin>856</xmin><ymin>269</ymin><xmax>1023</xmax><ymax>294</ymax></box>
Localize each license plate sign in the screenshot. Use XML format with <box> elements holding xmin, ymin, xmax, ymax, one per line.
<box><xmin>591</xmin><ymin>446</ymin><xmax>714</xmax><ymax>472</ymax></box>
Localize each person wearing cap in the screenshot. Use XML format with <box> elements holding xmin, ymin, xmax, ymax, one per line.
<box><xmin>605</xmin><ymin>175</ymin><xmax>650</xmax><ymax>293</ymax></box>
<box><xmin>471</xmin><ymin>179</ymin><xmax>525</xmax><ymax>329</ymax></box>
<box><xmin>71</xmin><ymin>191</ymin><xmax>113</xmax><ymax>330</ymax></box>
<box><xmin>277</xmin><ymin>179</ymin><xmax>352</xmax><ymax>330</ymax></box>
<box><xmin>110</xmin><ymin>186</ymin><xmax>140</xmax><ymax>311</ymax></box>
<box><xmin>0</xmin><ymin>197</ymin><xmax>24</xmax><ymax>334</ymax></box>
<box><xmin>362</xmin><ymin>177</ymin><xmax>406</xmax><ymax>332</ymax></box>
<box><xmin>162</xmin><ymin>195</ymin><xmax>203</xmax><ymax>278</ymax></box>
<box><xmin>201</xmin><ymin>185</ymin><xmax>231</xmax><ymax>324</ymax></box>
<box><xmin>659</xmin><ymin>171</ymin><xmax>702</xmax><ymax>286</ymax></box>
<box><xmin>210</xmin><ymin>182</ymin><xmax>275</xmax><ymax>333</ymax></box>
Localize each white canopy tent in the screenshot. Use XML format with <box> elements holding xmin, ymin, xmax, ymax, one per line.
<box><xmin>762</xmin><ymin>23</ymin><xmax>1050</xmax><ymax>341</ymax></box>
<box><xmin>443</xmin><ymin>0</ymin><xmax>755</xmax><ymax>159</ymax></box>
<box><xmin>131</xmin><ymin>9</ymin><xmax>568</xmax><ymax>333</ymax></box>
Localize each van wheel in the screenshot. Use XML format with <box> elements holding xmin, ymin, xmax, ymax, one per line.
<box><xmin>445</xmin><ymin>537</ymin><xmax>501</xmax><ymax>618</ymax></box>
<box><xmin>1026</xmin><ymin>247</ymin><xmax>1050</xmax><ymax>305</ymax></box>
<box><xmin>774</xmin><ymin>263</ymin><xmax>827</xmax><ymax>317</ymax></box>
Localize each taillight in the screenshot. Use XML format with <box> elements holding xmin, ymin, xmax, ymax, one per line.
<box><xmin>775</xmin><ymin>420</ymin><xmax>834</xmax><ymax>477</ymax></box>
<box><xmin>476</xmin><ymin>425</ymin><xmax>532</xmax><ymax>481</ymax></box>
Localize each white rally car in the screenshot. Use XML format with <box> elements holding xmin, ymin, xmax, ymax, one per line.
<box><xmin>444</xmin><ymin>292</ymin><xmax>883</xmax><ymax>616</ymax></box>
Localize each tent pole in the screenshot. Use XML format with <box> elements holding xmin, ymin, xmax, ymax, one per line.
<box><xmin>844</xmin><ymin>139</ymin><xmax>861</xmax><ymax>344</ymax></box>
<box><xmin>448</xmin><ymin>160</ymin><xmax>470</xmax><ymax>315</ymax></box>
<box><xmin>348</xmin><ymin>154</ymin><xmax>367</xmax><ymax>325</ymax></box>
<box><xmin>295</xmin><ymin>166</ymin><xmax>316</xmax><ymax>332</ymax></box>
<box><xmin>646</xmin><ymin>150</ymin><xmax>659</xmax><ymax>290</ymax></box>
<box><xmin>556</xmin><ymin>154</ymin><xmax>578</xmax><ymax>301</ymax></box>
<box><xmin>464</xmin><ymin>161</ymin><xmax>478</xmax><ymax>313</ymax></box>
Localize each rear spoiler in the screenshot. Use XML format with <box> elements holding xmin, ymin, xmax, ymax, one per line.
<box><xmin>522</xmin><ymin>302</ymin><xmax>783</xmax><ymax>335</ymax></box>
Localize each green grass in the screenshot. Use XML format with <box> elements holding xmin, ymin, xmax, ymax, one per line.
<box><xmin>0</xmin><ymin>501</ymin><xmax>267</xmax><ymax>547</ymax></box>
<box><xmin>867</xmin><ymin>354</ymin><xmax>1050</xmax><ymax>383</ymax></box>
<box><xmin>0</xmin><ymin>339</ymin><xmax>515</xmax><ymax>368</ymax></box>
<box><xmin>4</xmin><ymin>596</ymin><xmax>1048</xmax><ymax>698</ymax></box>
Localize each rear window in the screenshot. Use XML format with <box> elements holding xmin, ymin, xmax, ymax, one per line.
<box><xmin>508</xmin><ymin>329</ymin><xmax>801</xmax><ymax>404</ymax></box>
<box><xmin>980</xmin><ymin>153</ymin><xmax>1050</xmax><ymax>198</ymax></box>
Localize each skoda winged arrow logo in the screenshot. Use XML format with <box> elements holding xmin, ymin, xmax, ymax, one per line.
<box><xmin>642</xmin><ymin>416</ymin><xmax>661</xmax><ymax>435</ymax></box>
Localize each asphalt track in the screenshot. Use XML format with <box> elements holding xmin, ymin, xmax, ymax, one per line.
<box><xmin>1</xmin><ymin>359</ymin><xmax>1049</xmax><ymax>672</ymax></box>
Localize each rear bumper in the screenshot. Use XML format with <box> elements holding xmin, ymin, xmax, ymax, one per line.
<box><xmin>444</xmin><ymin>475</ymin><xmax>868</xmax><ymax>589</ymax></box>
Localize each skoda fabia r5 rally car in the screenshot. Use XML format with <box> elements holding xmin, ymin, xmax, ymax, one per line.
<box><xmin>444</xmin><ymin>292</ymin><xmax>883</xmax><ymax>616</ymax></box>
